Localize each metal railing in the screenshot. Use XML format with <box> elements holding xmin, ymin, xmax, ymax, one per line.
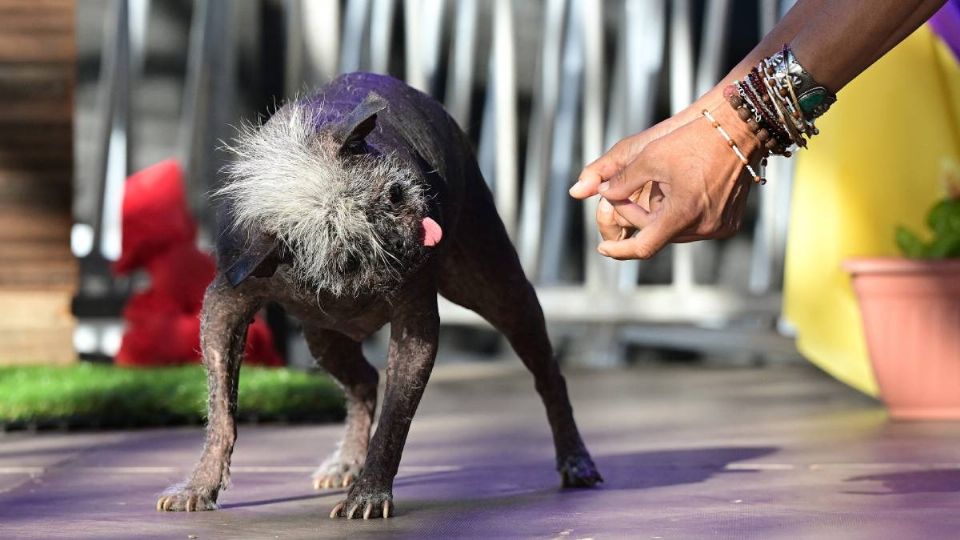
<box><xmin>77</xmin><ymin>0</ymin><xmax>799</xmax><ymax>361</ymax></box>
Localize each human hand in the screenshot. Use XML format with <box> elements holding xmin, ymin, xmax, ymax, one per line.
<box><xmin>570</xmin><ymin>113</ymin><xmax>691</xmax><ymax>200</ymax></box>
<box><xmin>589</xmin><ymin>103</ymin><xmax>762</xmax><ymax>260</ymax></box>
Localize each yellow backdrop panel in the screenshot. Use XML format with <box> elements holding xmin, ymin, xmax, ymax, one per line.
<box><xmin>784</xmin><ymin>26</ymin><xmax>960</xmax><ymax>396</ymax></box>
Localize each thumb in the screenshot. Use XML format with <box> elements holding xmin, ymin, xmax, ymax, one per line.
<box><xmin>597</xmin><ymin>207</ymin><xmax>686</xmax><ymax>260</ymax></box>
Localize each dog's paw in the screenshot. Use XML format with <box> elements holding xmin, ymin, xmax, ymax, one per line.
<box><xmin>312</xmin><ymin>460</ymin><xmax>364</xmax><ymax>490</ymax></box>
<box><xmin>156</xmin><ymin>485</ymin><xmax>218</xmax><ymax>512</ymax></box>
<box><xmin>559</xmin><ymin>453</ymin><xmax>604</xmax><ymax>488</ymax></box>
<box><xmin>329</xmin><ymin>485</ymin><xmax>394</xmax><ymax>519</ymax></box>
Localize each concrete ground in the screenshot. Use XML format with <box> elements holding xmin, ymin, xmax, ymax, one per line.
<box><xmin>2</xmin><ymin>362</ymin><xmax>960</xmax><ymax>539</ymax></box>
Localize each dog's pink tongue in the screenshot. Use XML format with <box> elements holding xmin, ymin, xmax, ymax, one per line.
<box><xmin>421</xmin><ymin>217</ymin><xmax>443</xmax><ymax>247</ymax></box>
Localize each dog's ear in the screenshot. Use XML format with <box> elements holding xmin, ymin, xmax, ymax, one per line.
<box><xmin>224</xmin><ymin>232</ymin><xmax>282</xmax><ymax>287</ymax></box>
<box><xmin>332</xmin><ymin>92</ymin><xmax>388</xmax><ymax>156</ymax></box>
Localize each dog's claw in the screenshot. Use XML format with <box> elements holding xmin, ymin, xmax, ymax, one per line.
<box><xmin>312</xmin><ymin>460</ymin><xmax>364</xmax><ymax>491</ymax></box>
<box><xmin>558</xmin><ymin>453</ymin><xmax>604</xmax><ymax>488</ymax></box>
<box><xmin>156</xmin><ymin>487</ymin><xmax>217</xmax><ymax>512</ymax></box>
<box><xmin>330</xmin><ymin>489</ymin><xmax>394</xmax><ymax>520</ymax></box>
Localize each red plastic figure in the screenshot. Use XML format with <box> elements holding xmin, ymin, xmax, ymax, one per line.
<box><xmin>112</xmin><ymin>159</ymin><xmax>282</xmax><ymax>367</ymax></box>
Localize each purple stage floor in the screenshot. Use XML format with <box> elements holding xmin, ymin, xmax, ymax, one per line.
<box><xmin>2</xmin><ymin>362</ymin><xmax>959</xmax><ymax>539</ymax></box>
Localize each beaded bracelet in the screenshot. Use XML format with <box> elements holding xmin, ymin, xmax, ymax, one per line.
<box><xmin>702</xmin><ymin>109</ymin><xmax>765</xmax><ymax>185</ymax></box>
<box><xmin>746</xmin><ymin>69</ymin><xmax>794</xmax><ymax>148</ymax></box>
<box><xmin>726</xmin><ymin>45</ymin><xmax>836</xmax><ymax>157</ymax></box>
<box><xmin>733</xmin><ymin>80</ymin><xmax>790</xmax><ymax>155</ymax></box>
<box><xmin>724</xmin><ymin>84</ymin><xmax>788</xmax><ymax>160</ymax></box>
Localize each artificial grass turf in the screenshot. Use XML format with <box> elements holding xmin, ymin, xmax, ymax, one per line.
<box><xmin>0</xmin><ymin>363</ymin><xmax>345</xmax><ymax>430</ymax></box>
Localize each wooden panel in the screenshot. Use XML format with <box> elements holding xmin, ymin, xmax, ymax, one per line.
<box><xmin>0</xmin><ymin>290</ymin><xmax>73</xmax><ymax>326</ymax></box>
<box><xmin>0</xmin><ymin>328</ymin><xmax>75</xmax><ymax>365</ymax></box>
<box><xmin>0</xmin><ymin>208</ymin><xmax>72</xmax><ymax>241</ymax></box>
<box><xmin>0</xmin><ymin>33</ymin><xmax>74</xmax><ymax>63</ymax></box>
<box><xmin>0</xmin><ymin>0</ymin><xmax>76</xmax><ymax>364</ymax></box>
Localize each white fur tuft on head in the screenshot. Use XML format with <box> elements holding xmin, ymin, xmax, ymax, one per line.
<box><xmin>216</xmin><ymin>100</ymin><xmax>428</xmax><ymax>297</ymax></box>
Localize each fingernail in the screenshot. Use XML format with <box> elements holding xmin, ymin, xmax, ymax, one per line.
<box><xmin>598</xmin><ymin>198</ymin><xmax>613</xmax><ymax>213</ymax></box>
<box><xmin>598</xmin><ymin>182</ymin><xmax>609</xmax><ymax>193</ymax></box>
<box><xmin>597</xmin><ymin>246</ymin><xmax>609</xmax><ymax>256</ymax></box>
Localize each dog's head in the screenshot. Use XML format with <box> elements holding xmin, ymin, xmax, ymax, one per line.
<box><xmin>217</xmin><ymin>93</ymin><xmax>443</xmax><ymax>297</ymax></box>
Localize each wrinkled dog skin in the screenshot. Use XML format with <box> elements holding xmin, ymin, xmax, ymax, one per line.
<box><xmin>156</xmin><ymin>73</ymin><xmax>602</xmax><ymax>519</ymax></box>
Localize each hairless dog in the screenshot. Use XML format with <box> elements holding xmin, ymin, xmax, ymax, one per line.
<box><xmin>156</xmin><ymin>72</ymin><xmax>602</xmax><ymax>519</ymax></box>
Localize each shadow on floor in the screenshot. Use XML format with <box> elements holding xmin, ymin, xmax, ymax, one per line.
<box><xmin>845</xmin><ymin>469</ymin><xmax>960</xmax><ymax>494</ymax></box>
<box><xmin>222</xmin><ymin>446</ymin><xmax>779</xmax><ymax>511</ymax></box>
<box><xmin>595</xmin><ymin>446</ymin><xmax>779</xmax><ymax>490</ymax></box>
<box><xmin>222</xmin><ymin>492</ymin><xmax>330</xmax><ymax>509</ymax></box>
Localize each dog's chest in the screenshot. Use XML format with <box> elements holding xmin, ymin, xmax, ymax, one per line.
<box><xmin>260</xmin><ymin>270</ymin><xmax>393</xmax><ymax>341</ymax></box>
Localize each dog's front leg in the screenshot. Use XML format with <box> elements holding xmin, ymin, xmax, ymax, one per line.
<box><xmin>329</xmin><ymin>287</ymin><xmax>439</xmax><ymax>520</ymax></box>
<box><xmin>157</xmin><ymin>276</ymin><xmax>261</xmax><ymax>511</ymax></box>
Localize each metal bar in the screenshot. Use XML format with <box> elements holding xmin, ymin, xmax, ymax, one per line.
<box><xmin>669</xmin><ymin>0</ymin><xmax>695</xmax><ymax>291</ymax></box>
<box><xmin>491</xmin><ymin>0</ymin><xmax>518</xmax><ymax>237</ymax></box>
<box><xmin>370</xmin><ymin>0</ymin><xmax>396</xmax><ymax>74</ymax></box>
<box><xmin>88</xmin><ymin>0</ymin><xmax>120</xmax><ymax>258</ymax></box>
<box><xmin>79</xmin><ymin>0</ymin><xmax>124</xmax><ymax>262</ymax></box>
<box><xmin>341</xmin><ymin>0</ymin><xmax>371</xmax><ymax>74</ymax></box>
<box><xmin>98</xmin><ymin>0</ymin><xmax>130</xmax><ymax>262</ymax></box>
<box><xmin>580</xmin><ymin>0</ymin><xmax>615</xmax><ymax>290</ymax></box>
<box><xmin>284</xmin><ymin>0</ymin><xmax>304</xmax><ymax>97</ymax></box>
<box><xmin>443</xmin><ymin>0</ymin><xmax>478</xmax><ymax>127</ymax></box>
<box><xmin>759</xmin><ymin>0</ymin><xmax>778</xmax><ymax>36</ymax></box>
<box><xmin>614</xmin><ymin>0</ymin><xmax>666</xmax><ymax>290</ymax></box>
<box><xmin>303</xmin><ymin>0</ymin><xmax>341</xmax><ymax>83</ymax></box>
<box><xmin>128</xmin><ymin>0</ymin><xmax>149</xmax><ymax>84</ymax></box>
<box><xmin>403</xmin><ymin>0</ymin><xmax>426</xmax><ymax>90</ymax></box>
<box><xmin>539</xmin><ymin>0</ymin><xmax>583</xmax><ymax>283</ymax></box>
<box><xmin>179</xmin><ymin>0</ymin><xmax>234</xmax><ymax>234</ymax></box>
<box><xmin>438</xmin><ymin>287</ymin><xmax>782</xmax><ymax>325</ymax></box>
<box><xmin>418</xmin><ymin>0</ymin><xmax>446</xmax><ymax>95</ymax></box>
<box><xmin>749</xmin><ymin>0</ymin><xmax>785</xmax><ymax>294</ymax></box>
<box><xmin>618</xmin><ymin>324</ymin><xmax>797</xmax><ymax>356</ymax></box>
<box><xmin>518</xmin><ymin>0</ymin><xmax>566</xmax><ymax>275</ymax></box>
<box><xmin>696</xmin><ymin>0</ymin><xmax>732</xmax><ymax>97</ymax></box>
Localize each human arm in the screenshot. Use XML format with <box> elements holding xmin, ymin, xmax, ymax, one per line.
<box><xmin>576</xmin><ymin>0</ymin><xmax>947</xmax><ymax>259</ymax></box>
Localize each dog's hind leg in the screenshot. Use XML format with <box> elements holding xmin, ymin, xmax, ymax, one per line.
<box><xmin>438</xmin><ymin>186</ymin><xmax>603</xmax><ymax>488</ymax></box>
<box><xmin>303</xmin><ymin>326</ymin><xmax>379</xmax><ymax>491</ymax></box>
<box><xmin>157</xmin><ymin>275</ymin><xmax>263</xmax><ymax>511</ymax></box>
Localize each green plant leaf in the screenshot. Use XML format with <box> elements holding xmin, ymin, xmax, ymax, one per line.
<box><xmin>926</xmin><ymin>199</ymin><xmax>960</xmax><ymax>236</ymax></box>
<box><xmin>895</xmin><ymin>226</ymin><xmax>928</xmax><ymax>259</ymax></box>
<box><xmin>928</xmin><ymin>231</ymin><xmax>960</xmax><ymax>259</ymax></box>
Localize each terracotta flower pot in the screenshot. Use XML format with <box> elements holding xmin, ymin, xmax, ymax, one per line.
<box><xmin>845</xmin><ymin>258</ymin><xmax>960</xmax><ymax>420</ymax></box>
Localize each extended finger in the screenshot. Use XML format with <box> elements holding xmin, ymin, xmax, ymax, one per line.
<box><xmin>570</xmin><ymin>144</ymin><xmax>629</xmax><ymax>199</ymax></box>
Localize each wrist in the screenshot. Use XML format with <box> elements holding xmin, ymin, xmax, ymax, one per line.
<box><xmin>708</xmin><ymin>100</ymin><xmax>764</xmax><ymax>161</ymax></box>
<box><xmin>701</xmin><ymin>105</ymin><xmax>765</xmax><ymax>185</ymax></box>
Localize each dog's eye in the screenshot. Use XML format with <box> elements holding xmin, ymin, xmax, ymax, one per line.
<box><xmin>341</xmin><ymin>253</ymin><xmax>360</xmax><ymax>274</ymax></box>
<box><xmin>388</xmin><ymin>183</ymin><xmax>404</xmax><ymax>205</ymax></box>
